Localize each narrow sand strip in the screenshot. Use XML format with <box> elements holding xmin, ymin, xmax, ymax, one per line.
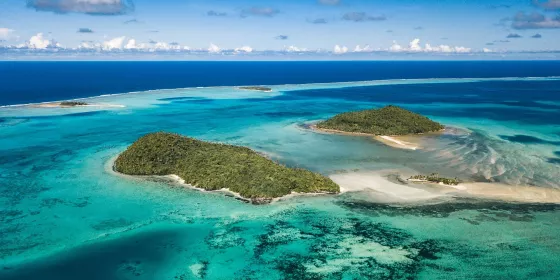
<box><xmin>376</xmin><ymin>136</ymin><xmax>419</xmax><ymax>150</ymax></box>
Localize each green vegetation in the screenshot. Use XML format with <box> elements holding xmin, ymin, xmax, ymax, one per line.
<box><xmin>317</xmin><ymin>105</ymin><xmax>444</xmax><ymax>136</ymax></box>
<box><xmin>409</xmin><ymin>173</ymin><xmax>460</xmax><ymax>186</ymax></box>
<box><xmin>114</xmin><ymin>132</ymin><xmax>339</xmax><ymax>202</ymax></box>
<box><xmin>239</xmin><ymin>86</ymin><xmax>272</xmax><ymax>92</ymax></box>
<box><xmin>60</xmin><ymin>101</ymin><xmax>88</xmax><ymax>106</ymax></box>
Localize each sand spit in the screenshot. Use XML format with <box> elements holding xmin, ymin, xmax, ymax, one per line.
<box><xmin>310</xmin><ymin>125</ymin><xmax>422</xmax><ymax>150</ymax></box>
<box><xmin>330</xmin><ymin>171</ymin><xmax>560</xmax><ymax>204</ymax></box>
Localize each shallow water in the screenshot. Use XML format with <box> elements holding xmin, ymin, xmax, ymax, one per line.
<box><xmin>1</xmin><ymin>77</ymin><xmax>560</xmax><ymax>279</ymax></box>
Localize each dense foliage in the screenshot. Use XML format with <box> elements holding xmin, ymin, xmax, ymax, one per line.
<box><xmin>60</xmin><ymin>101</ymin><xmax>88</xmax><ymax>106</ymax></box>
<box><xmin>409</xmin><ymin>173</ymin><xmax>460</xmax><ymax>186</ymax></box>
<box><xmin>317</xmin><ymin>105</ymin><xmax>444</xmax><ymax>136</ymax></box>
<box><xmin>115</xmin><ymin>132</ymin><xmax>339</xmax><ymax>200</ymax></box>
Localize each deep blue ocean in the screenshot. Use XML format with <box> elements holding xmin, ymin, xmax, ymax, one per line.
<box><xmin>1</xmin><ymin>61</ymin><xmax>560</xmax><ymax>279</ymax></box>
<box><xmin>2</xmin><ymin>61</ymin><xmax>560</xmax><ymax>105</ymax></box>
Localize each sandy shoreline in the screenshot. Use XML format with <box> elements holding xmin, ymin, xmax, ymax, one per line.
<box><xmin>331</xmin><ymin>171</ymin><xmax>560</xmax><ymax>204</ymax></box>
<box><xmin>310</xmin><ymin>125</ymin><xmax>422</xmax><ymax>150</ymax></box>
<box><xmin>107</xmin><ymin>155</ymin><xmax>559</xmax><ymax>205</ymax></box>
<box><xmin>107</xmin><ymin>156</ymin><xmax>336</xmax><ymax>204</ymax></box>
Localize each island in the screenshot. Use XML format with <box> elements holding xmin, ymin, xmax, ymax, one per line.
<box><xmin>316</xmin><ymin>105</ymin><xmax>444</xmax><ymax>135</ymax></box>
<box><xmin>60</xmin><ymin>101</ymin><xmax>89</xmax><ymax>107</ymax></box>
<box><xmin>238</xmin><ymin>86</ymin><xmax>273</xmax><ymax>92</ymax></box>
<box><xmin>314</xmin><ymin>105</ymin><xmax>444</xmax><ymax>150</ymax></box>
<box><xmin>408</xmin><ymin>173</ymin><xmax>460</xmax><ymax>186</ymax></box>
<box><xmin>114</xmin><ymin>132</ymin><xmax>339</xmax><ymax>204</ymax></box>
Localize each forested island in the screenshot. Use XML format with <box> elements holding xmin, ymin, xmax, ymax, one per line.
<box><xmin>316</xmin><ymin>105</ymin><xmax>444</xmax><ymax>136</ymax></box>
<box><xmin>238</xmin><ymin>86</ymin><xmax>273</xmax><ymax>92</ymax></box>
<box><xmin>114</xmin><ymin>132</ymin><xmax>339</xmax><ymax>203</ymax></box>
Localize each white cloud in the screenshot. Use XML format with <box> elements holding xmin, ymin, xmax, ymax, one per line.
<box><xmin>483</xmin><ymin>48</ymin><xmax>493</xmax><ymax>53</ymax></box>
<box><xmin>408</xmin><ymin>38</ymin><xmax>422</xmax><ymax>51</ymax></box>
<box><xmin>284</xmin><ymin>45</ymin><xmax>307</xmax><ymax>52</ymax></box>
<box><xmin>389</xmin><ymin>41</ymin><xmax>403</xmax><ymax>52</ymax></box>
<box><xmin>354</xmin><ymin>45</ymin><xmax>373</xmax><ymax>52</ymax></box>
<box><xmin>234</xmin><ymin>46</ymin><xmax>253</xmax><ymax>53</ymax></box>
<box><xmin>26</xmin><ymin>33</ymin><xmax>60</xmax><ymax>49</ymax></box>
<box><xmin>102</xmin><ymin>36</ymin><xmax>126</xmax><ymax>50</ymax></box>
<box><xmin>208</xmin><ymin>43</ymin><xmax>221</xmax><ymax>53</ymax></box>
<box><xmin>390</xmin><ymin>39</ymin><xmax>471</xmax><ymax>53</ymax></box>
<box><xmin>333</xmin><ymin>45</ymin><xmax>348</xmax><ymax>54</ymax></box>
<box><xmin>0</xmin><ymin>28</ymin><xmax>14</xmax><ymax>39</ymax></box>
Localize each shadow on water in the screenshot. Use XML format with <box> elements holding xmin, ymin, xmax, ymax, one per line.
<box><xmin>0</xmin><ymin>228</ymin><xmax>184</xmax><ymax>280</ymax></box>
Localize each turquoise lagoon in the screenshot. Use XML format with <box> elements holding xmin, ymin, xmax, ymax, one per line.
<box><xmin>1</xmin><ymin>77</ymin><xmax>560</xmax><ymax>279</ymax></box>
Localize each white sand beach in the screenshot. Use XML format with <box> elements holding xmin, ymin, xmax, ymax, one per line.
<box><xmin>310</xmin><ymin>125</ymin><xmax>422</xmax><ymax>150</ymax></box>
<box><xmin>330</xmin><ymin>171</ymin><xmax>560</xmax><ymax>204</ymax></box>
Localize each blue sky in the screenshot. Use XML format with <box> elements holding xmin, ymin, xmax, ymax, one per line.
<box><xmin>1</xmin><ymin>0</ymin><xmax>560</xmax><ymax>59</ymax></box>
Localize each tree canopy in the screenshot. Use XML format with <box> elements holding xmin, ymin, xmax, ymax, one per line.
<box><xmin>317</xmin><ymin>105</ymin><xmax>444</xmax><ymax>136</ymax></box>
<box><xmin>114</xmin><ymin>132</ymin><xmax>339</xmax><ymax>202</ymax></box>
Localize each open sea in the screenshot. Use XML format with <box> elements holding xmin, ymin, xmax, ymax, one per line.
<box><xmin>1</xmin><ymin>61</ymin><xmax>560</xmax><ymax>279</ymax></box>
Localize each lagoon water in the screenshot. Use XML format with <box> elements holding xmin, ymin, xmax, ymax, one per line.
<box><xmin>1</xmin><ymin>62</ymin><xmax>560</xmax><ymax>279</ymax></box>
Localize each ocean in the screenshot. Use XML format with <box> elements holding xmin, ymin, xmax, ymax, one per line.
<box><xmin>2</xmin><ymin>61</ymin><xmax>560</xmax><ymax>106</ymax></box>
<box><xmin>1</xmin><ymin>61</ymin><xmax>560</xmax><ymax>279</ymax></box>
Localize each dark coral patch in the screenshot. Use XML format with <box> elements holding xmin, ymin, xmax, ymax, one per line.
<box><xmin>499</xmin><ymin>134</ymin><xmax>560</xmax><ymax>145</ymax></box>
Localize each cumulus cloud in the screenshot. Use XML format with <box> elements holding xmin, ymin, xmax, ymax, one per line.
<box><xmin>532</xmin><ymin>33</ymin><xmax>543</xmax><ymax>38</ymax></box>
<box><xmin>532</xmin><ymin>0</ymin><xmax>560</xmax><ymax>10</ymax></box>
<box><xmin>284</xmin><ymin>45</ymin><xmax>308</xmax><ymax>52</ymax></box>
<box><xmin>354</xmin><ymin>44</ymin><xmax>373</xmax><ymax>52</ymax></box>
<box><xmin>24</xmin><ymin>33</ymin><xmax>61</xmax><ymax>49</ymax></box>
<box><xmin>275</xmin><ymin>35</ymin><xmax>288</xmax><ymax>40</ymax></box>
<box><xmin>342</xmin><ymin>12</ymin><xmax>386</xmax><ymax>22</ymax></box>
<box><xmin>26</xmin><ymin>0</ymin><xmax>134</xmax><ymax>15</ymax></box>
<box><xmin>207</xmin><ymin>10</ymin><xmax>227</xmax><ymax>17</ymax></box>
<box><xmin>0</xmin><ymin>28</ymin><xmax>14</xmax><ymax>39</ymax></box>
<box><xmin>208</xmin><ymin>43</ymin><xmax>221</xmax><ymax>53</ymax></box>
<box><xmin>483</xmin><ymin>48</ymin><xmax>493</xmax><ymax>53</ymax></box>
<box><xmin>241</xmin><ymin>7</ymin><xmax>279</xmax><ymax>17</ymax></box>
<box><xmin>102</xmin><ymin>36</ymin><xmax>126</xmax><ymax>50</ymax></box>
<box><xmin>408</xmin><ymin>38</ymin><xmax>422</xmax><ymax>51</ymax></box>
<box><xmin>77</xmin><ymin>28</ymin><xmax>94</xmax><ymax>33</ymax></box>
<box><xmin>390</xmin><ymin>39</ymin><xmax>471</xmax><ymax>53</ymax></box>
<box><xmin>80</xmin><ymin>37</ymin><xmax>186</xmax><ymax>51</ymax></box>
<box><xmin>506</xmin><ymin>33</ymin><xmax>522</xmax><ymax>38</ymax></box>
<box><xmin>318</xmin><ymin>0</ymin><xmax>340</xmax><ymax>5</ymax></box>
<box><xmin>234</xmin><ymin>46</ymin><xmax>253</xmax><ymax>53</ymax></box>
<box><xmin>512</xmin><ymin>12</ymin><xmax>560</xmax><ymax>29</ymax></box>
<box><xmin>333</xmin><ymin>45</ymin><xmax>348</xmax><ymax>54</ymax></box>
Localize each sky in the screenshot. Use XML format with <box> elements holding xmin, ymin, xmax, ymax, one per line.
<box><xmin>0</xmin><ymin>0</ymin><xmax>560</xmax><ymax>59</ymax></box>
